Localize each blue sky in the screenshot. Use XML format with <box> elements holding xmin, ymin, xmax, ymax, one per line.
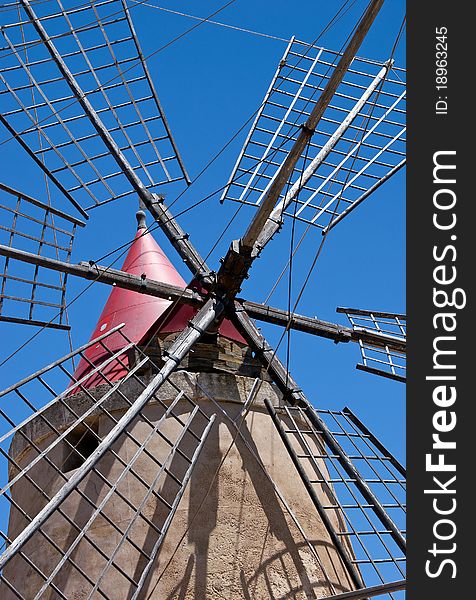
<box><xmin>0</xmin><ymin>0</ymin><xmax>406</xmax><ymax>465</ymax></box>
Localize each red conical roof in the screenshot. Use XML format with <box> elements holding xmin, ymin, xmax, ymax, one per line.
<box><xmin>72</xmin><ymin>215</ymin><xmax>186</xmax><ymax>388</ymax></box>
<box><xmin>72</xmin><ymin>212</ymin><xmax>247</xmax><ymax>391</ymax></box>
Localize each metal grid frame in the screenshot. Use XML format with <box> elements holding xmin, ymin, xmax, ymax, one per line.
<box><xmin>0</xmin><ymin>0</ymin><xmax>190</xmax><ymax>213</ymax></box>
<box><xmin>338</xmin><ymin>308</ymin><xmax>406</xmax><ymax>382</ymax></box>
<box><xmin>266</xmin><ymin>400</ymin><xmax>405</xmax><ymax>600</ymax></box>
<box><xmin>0</xmin><ymin>182</ymin><xmax>84</xmax><ymax>329</ymax></box>
<box><xmin>0</xmin><ymin>323</ymin><xmax>215</xmax><ymax>599</ymax></box>
<box><xmin>221</xmin><ymin>38</ymin><xmax>406</xmax><ymax>231</ymax></box>
<box><xmin>0</xmin><ymin>3</ymin><xmax>408</xmax><ymax>596</ymax></box>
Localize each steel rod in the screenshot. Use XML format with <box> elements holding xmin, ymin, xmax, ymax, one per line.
<box><xmin>0</xmin><ymin>315</ymin><xmax>70</xmax><ymax>330</ymax></box>
<box><xmin>337</xmin><ymin>307</ymin><xmax>406</xmax><ymax>320</ymax></box>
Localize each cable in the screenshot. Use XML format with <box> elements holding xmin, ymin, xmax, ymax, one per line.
<box><xmin>77</xmin><ymin>5</ymin><xmax>355</xmax><ymax>269</ymax></box>
<box><xmin>0</xmin><ymin>0</ymin><xmax>358</xmax><ymax>244</ymax></box>
<box><xmin>263</xmin><ymin>14</ymin><xmax>406</xmax><ymax>306</ymax></box>
<box><xmin>130</xmin><ymin>0</ymin><xmax>289</xmax><ymax>43</ymax></box>
<box><xmin>209</xmin><ymin>0</ymin><xmax>360</xmax><ymax>222</ymax></box>
<box><xmin>0</xmin><ymin>0</ymin><xmax>247</xmax><ymax>368</ymax></box>
<box><xmin>389</xmin><ymin>14</ymin><xmax>406</xmax><ymax>60</ymax></box>
<box><xmin>0</xmin><ymin>0</ymin><xmax>136</xmax><ymax>55</ymax></box>
<box><xmin>224</xmin><ymin>0</ymin><xmax>360</xmax><ymax>224</ymax></box>
<box><xmin>0</xmin><ymin>0</ymin><xmax>357</xmax><ymax>158</ymax></box>
<box><xmin>17</xmin><ymin>0</ymin><xmax>77</xmax><ymax>363</ymax></box>
<box><xmin>0</xmin><ymin>110</ymin><xmax>305</xmax><ymax>371</ymax></box>
<box><xmin>0</xmin><ymin>5</ymin><xmax>405</xmax><ymax>584</ymax></box>
<box><xmin>284</xmin><ymin>139</ymin><xmax>312</xmax><ymax>386</ymax></box>
<box><xmin>0</xmin><ymin>0</ymin><xmax>357</xmax><ymax>374</ymax></box>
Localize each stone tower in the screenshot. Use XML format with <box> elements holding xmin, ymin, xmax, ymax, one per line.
<box><xmin>4</xmin><ymin>214</ymin><xmax>355</xmax><ymax>600</ymax></box>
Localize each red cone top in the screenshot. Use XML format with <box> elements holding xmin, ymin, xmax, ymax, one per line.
<box><xmin>72</xmin><ymin>212</ymin><xmax>186</xmax><ymax>388</ymax></box>
<box><xmin>72</xmin><ymin>212</ymin><xmax>246</xmax><ymax>391</ymax></box>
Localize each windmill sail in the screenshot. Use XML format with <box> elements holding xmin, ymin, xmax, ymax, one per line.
<box><xmin>266</xmin><ymin>400</ymin><xmax>406</xmax><ymax>599</ymax></box>
<box><xmin>0</xmin><ymin>182</ymin><xmax>84</xmax><ymax>329</ymax></box>
<box><xmin>221</xmin><ymin>38</ymin><xmax>406</xmax><ymax>232</ymax></box>
<box><xmin>0</xmin><ymin>0</ymin><xmax>190</xmax><ymax>213</ymax></box>
<box><xmin>0</xmin><ymin>323</ymin><xmax>406</xmax><ymax>599</ymax></box>
<box><xmin>0</xmin><ymin>324</ymin><xmax>215</xmax><ymax>598</ymax></box>
<box><xmin>337</xmin><ymin>307</ymin><xmax>406</xmax><ymax>382</ymax></box>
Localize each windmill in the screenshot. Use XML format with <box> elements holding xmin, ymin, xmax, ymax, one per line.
<box><xmin>0</xmin><ymin>0</ymin><xmax>406</xmax><ymax>598</ymax></box>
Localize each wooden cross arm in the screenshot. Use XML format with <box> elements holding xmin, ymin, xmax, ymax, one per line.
<box><xmin>0</xmin><ymin>244</ymin><xmax>404</xmax><ymax>351</ymax></box>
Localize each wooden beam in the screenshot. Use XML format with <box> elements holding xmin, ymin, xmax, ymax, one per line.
<box><xmin>241</xmin><ymin>301</ymin><xmax>406</xmax><ymax>351</ymax></box>
<box><xmin>230</xmin><ymin>307</ymin><xmax>407</xmax><ymax>555</ymax></box>
<box><xmin>0</xmin><ymin>244</ymin><xmax>202</xmax><ymax>306</ymax></box>
<box><xmin>0</xmin><ymin>296</ymin><xmax>222</xmax><ymax>571</ymax></box>
<box><xmin>0</xmin><ymin>183</ymin><xmax>86</xmax><ymax>226</ymax></box>
<box><xmin>264</xmin><ymin>397</ymin><xmax>364</xmax><ymax>590</ymax></box>
<box><xmin>240</xmin><ymin>300</ymin><xmax>352</xmax><ymax>342</ymax></box>
<box><xmin>241</xmin><ymin>0</ymin><xmax>385</xmax><ymax>252</ymax></box>
<box><xmin>254</xmin><ymin>61</ymin><xmax>391</xmax><ymax>254</ymax></box>
<box><xmin>319</xmin><ymin>580</ymin><xmax>406</xmax><ymax>600</ymax></box>
<box><xmin>231</xmin><ymin>306</ymin><xmax>308</xmax><ymax>406</ymax></box>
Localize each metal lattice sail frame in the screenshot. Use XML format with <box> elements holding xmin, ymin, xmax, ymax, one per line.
<box><xmin>266</xmin><ymin>402</ymin><xmax>405</xmax><ymax>597</ymax></box>
<box><xmin>0</xmin><ymin>182</ymin><xmax>85</xmax><ymax>329</ymax></box>
<box><xmin>0</xmin><ymin>0</ymin><xmax>190</xmax><ymax>215</ymax></box>
<box><xmin>0</xmin><ymin>324</ymin><xmax>215</xmax><ymax>598</ymax></box>
<box><xmin>220</xmin><ymin>38</ymin><xmax>405</xmax><ymax>235</ymax></box>
<box><xmin>0</xmin><ymin>1</ymin><xmax>405</xmax><ymax>598</ymax></box>
<box><xmin>337</xmin><ymin>308</ymin><xmax>406</xmax><ymax>382</ymax></box>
